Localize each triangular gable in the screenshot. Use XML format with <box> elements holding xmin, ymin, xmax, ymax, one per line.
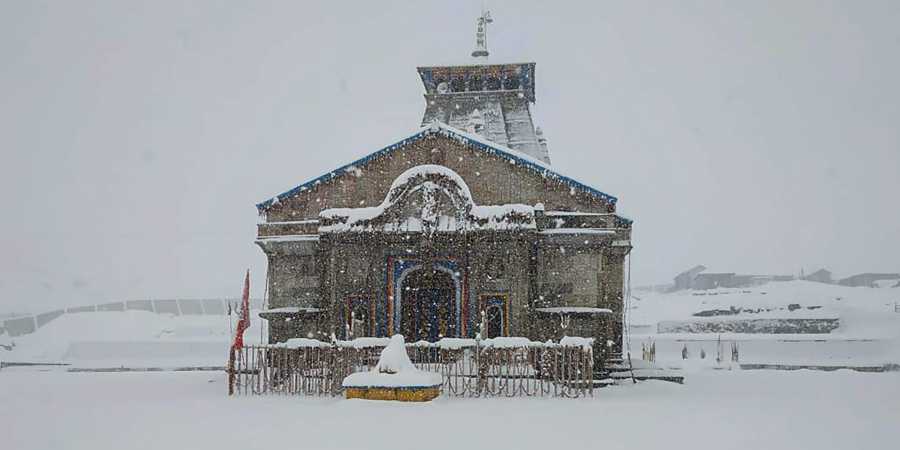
<box><xmin>256</xmin><ymin>122</ymin><xmax>619</xmax><ymax>212</ymax></box>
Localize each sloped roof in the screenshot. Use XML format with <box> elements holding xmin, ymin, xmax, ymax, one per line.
<box><xmin>256</xmin><ymin>122</ymin><xmax>620</xmax><ymax>213</ymax></box>
<box><xmin>807</xmin><ymin>268</ymin><xmax>832</xmax><ymax>276</ymax></box>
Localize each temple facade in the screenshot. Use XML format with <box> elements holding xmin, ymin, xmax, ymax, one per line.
<box><xmin>254</xmin><ymin>15</ymin><xmax>633</xmax><ymax>359</ymax></box>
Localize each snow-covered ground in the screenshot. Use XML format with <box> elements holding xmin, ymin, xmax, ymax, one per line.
<box><xmin>2</xmin><ymin>280</ymin><xmax>898</xmax><ymax>369</ymax></box>
<box><xmin>1</xmin><ymin>283</ymin><xmax>898</xmax><ymax>450</ymax></box>
<box><xmin>1</xmin><ymin>369</ymin><xmax>897</xmax><ymax>450</ymax></box>
<box><xmin>628</xmin><ymin>280</ymin><xmax>900</xmax><ymax>367</ymax></box>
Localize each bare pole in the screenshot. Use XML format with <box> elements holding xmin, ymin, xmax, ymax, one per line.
<box><xmin>260</xmin><ymin>269</ymin><xmax>269</xmax><ymax>345</ymax></box>
<box><xmin>625</xmin><ymin>253</ymin><xmax>637</xmax><ymax>384</ymax></box>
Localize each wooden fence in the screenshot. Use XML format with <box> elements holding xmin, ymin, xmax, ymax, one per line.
<box><xmin>227</xmin><ymin>339</ymin><xmax>594</xmax><ymax>398</ymax></box>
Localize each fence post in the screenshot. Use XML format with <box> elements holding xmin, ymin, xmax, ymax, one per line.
<box><xmin>227</xmin><ymin>346</ymin><xmax>235</xmax><ymax>396</ymax></box>
<box><xmin>587</xmin><ymin>347</ymin><xmax>594</xmax><ymax>397</ymax></box>
<box><xmin>331</xmin><ymin>342</ymin><xmax>340</xmax><ymax>397</ymax></box>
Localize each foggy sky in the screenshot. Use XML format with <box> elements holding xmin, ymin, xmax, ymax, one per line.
<box><xmin>2</xmin><ymin>0</ymin><xmax>899</xmax><ymax>313</ymax></box>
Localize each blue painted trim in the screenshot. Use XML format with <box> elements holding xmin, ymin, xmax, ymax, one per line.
<box><xmin>256</xmin><ymin>124</ymin><xmax>619</xmax><ymax>211</ymax></box>
<box><xmin>391</xmin><ymin>258</ymin><xmax>462</xmax><ymax>337</ymax></box>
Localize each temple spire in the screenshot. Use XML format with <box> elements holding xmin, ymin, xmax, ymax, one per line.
<box><xmin>471</xmin><ymin>9</ymin><xmax>493</xmax><ymax>59</ymax></box>
<box><xmin>418</xmin><ymin>9</ymin><xmax>550</xmax><ymax>164</ymax></box>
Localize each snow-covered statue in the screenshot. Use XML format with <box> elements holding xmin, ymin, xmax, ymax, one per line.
<box><xmin>373</xmin><ymin>334</ymin><xmax>417</xmax><ymax>374</ymax></box>
<box><xmin>342</xmin><ymin>334</ymin><xmax>443</xmax><ymax>401</ymax></box>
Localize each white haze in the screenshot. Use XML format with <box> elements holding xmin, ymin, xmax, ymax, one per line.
<box><xmin>1</xmin><ymin>0</ymin><xmax>899</xmax><ymax>313</ymax></box>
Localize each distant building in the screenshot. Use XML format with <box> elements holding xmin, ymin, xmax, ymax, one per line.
<box><xmin>770</xmin><ymin>275</ymin><xmax>797</xmax><ymax>282</ymax></box>
<box><xmin>802</xmin><ymin>268</ymin><xmax>833</xmax><ymax>284</ymax></box>
<box><xmin>692</xmin><ymin>273</ymin><xmax>738</xmax><ymax>290</ymax></box>
<box><xmin>673</xmin><ymin>265</ymin><xmax>706</xmax><ymax>291</ymax></box>
<box><xmin>671</xmin><ymin>265</ymin><xmax>794</xmax><ymax>291</ymax></box>
<box><xmin>837</xmin><ymin>273</ymin><xmax>900</xmax><ymax>288</ymax></box>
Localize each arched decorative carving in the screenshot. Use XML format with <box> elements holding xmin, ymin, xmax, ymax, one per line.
<box><xmin>319</xmin><ymin>165</ymin><xmax>534</xmax><ymax>233</ymax></box>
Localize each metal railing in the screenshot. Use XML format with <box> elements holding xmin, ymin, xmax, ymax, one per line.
<box><xmin>227</xmin><ymin>339</ymin><xmax>594</xmax><ymax>398</ymax></box>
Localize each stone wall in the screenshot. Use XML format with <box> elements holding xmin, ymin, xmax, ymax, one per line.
<box><xmin>314</xmin><ymin>231</ymin><xmax>535</xmax><ymax>339</ymax></box>
<box><xmin>259</xmin><ymin>230</ymin><xmax>628</xmax><ymax>356</ymax></box>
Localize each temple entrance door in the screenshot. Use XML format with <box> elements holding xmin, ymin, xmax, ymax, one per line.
<box><xmin>400</xmin><ymin>267</ymin><xmax>456</xmax><ymax>342</ymax></box>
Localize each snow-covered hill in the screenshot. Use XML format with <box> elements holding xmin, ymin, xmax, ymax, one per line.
<box><xmin>628</xmin><ymin>281</ymin><xmax>900</xmax><ymax>366</ymax></box>
<box><xmin>0</xmin><ymin>310</ymin><xmax>264</xmax><ymax>368</ymax></box>
<box><xmin>632</xmin><ymin>280</ymin><xmax>897</xmax><ymax>333</ymax></box>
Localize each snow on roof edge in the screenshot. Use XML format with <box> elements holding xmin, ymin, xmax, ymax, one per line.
<box><xmin>415</xmin><ymin>61</ymin><xmax>535</xmax><ymax>70</ymax></box>
<box><xmin>256</xmin><ymin>122</ymin><xmax>619</xmax><ymax>212</ymax></box>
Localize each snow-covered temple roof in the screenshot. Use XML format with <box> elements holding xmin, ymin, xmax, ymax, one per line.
<box><xmin>256</xmin><ymin>122</ymin><xmax>619</xmax><ymax>212</ymax></box>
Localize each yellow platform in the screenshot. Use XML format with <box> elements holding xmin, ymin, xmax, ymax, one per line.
<box><xmin>345</xmin><ymin>386</ymin><xmax>441</xmax><ymax>402</ymax></box>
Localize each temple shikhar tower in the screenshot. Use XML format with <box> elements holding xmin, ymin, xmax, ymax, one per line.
<box><xmin>418</xmin><ymin>11</ymin><xmax>551</xmax><ymax>164</ymax></box>
<box><xmin>254</xmin><ymin>12</ymin><xmax>633</xmax><ymax>363</ymax></box>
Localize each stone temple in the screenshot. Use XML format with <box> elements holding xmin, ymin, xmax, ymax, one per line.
<box><xmin>254</xmin><ymin>14</ymin><xmax>633</xmax><ymax>359</ymax></box>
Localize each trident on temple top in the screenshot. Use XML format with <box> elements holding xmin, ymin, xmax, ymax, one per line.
<box><xmin>471</xmin><ymin>8</ymin><xmax>493</xmax><ymax>59</ymax></box>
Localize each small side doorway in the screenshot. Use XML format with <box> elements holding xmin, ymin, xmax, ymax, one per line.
<box><xmin>344</xmin><ymin>297</ymin><xmax>372</xmax><ymax>339</ymax></box>
<box><xmin>479</xmin><ymin>294</ymin><xmax>509</xmax><ymax>338</ymax></box>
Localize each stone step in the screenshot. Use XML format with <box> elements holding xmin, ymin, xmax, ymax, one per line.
<box><xmin>608</xmin><ymin>372</ymin><xmax>685</xmax><ymax>384</ymax></box>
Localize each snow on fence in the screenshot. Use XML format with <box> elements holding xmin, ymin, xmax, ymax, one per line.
<box><xmin>227</xmin><ymin>337</ymin><xmax>594</xmax><ymax>398</ymax></box>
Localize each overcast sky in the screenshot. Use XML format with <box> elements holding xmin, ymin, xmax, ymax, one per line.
<box><xmin>2</xmin><ymin>1</ymin><xmax>899</xmax><ymax>313</ymax></box>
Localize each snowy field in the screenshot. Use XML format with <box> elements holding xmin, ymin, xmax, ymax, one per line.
<box><xmin>628</xmin><ymin>281</ymin><xmax>900</xmax><ymax>367</ymax></box>
<box><xmin>2</xmin><ymin>281</ymin><xmax>898</xmax><ymax>450</ymax></box>
<box><xmin>2</xmin><ymin>280</ymin><xmax>897</xmax><ymax>370</ymax></box>
<box><xmin>1</xmin><ymin>369</ymin><xmax>898</xmax><ymax>450</ymax></box>
<box><xmin>0</xmin><ymin>310</ymin><xmax>263</xmax><ymax>368</ymax></box>
<box><xmin>631</xmin><ymin>280</ymin><xmax>899</xmax><ymax>329</ymax></box>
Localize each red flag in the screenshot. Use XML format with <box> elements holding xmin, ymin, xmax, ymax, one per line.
<box><xmin>232</xmin><ymin>270</ymin><xmax>251</xmax><ymax>349</ymax></box>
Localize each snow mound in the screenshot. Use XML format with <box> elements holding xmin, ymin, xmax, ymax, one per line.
<box><xmin>336</xmin><ymin>337</ymin><xmax>391</xmax><ymax>348</ymax></box>
<box><xmin>374</xmin><ymin>334</ymin><xmax>416</xmax><ymax>374</ymax></box>
<box><xmin>276</xmin><ymin>338</ymin><xmax>331</xmax><ymax>349</ymax></box>
<box><xmin>559</xmin><ymin>336</ymin><xmax>595</xmax><ymax>350</ymax></box>
<box><xmin>342</xmin><ymin>334</ymin><xmax>442</xmax><ymax>388</ymax></box>
<box><xmin>435</xmin><ymin>338</ymin><xmax>477</xmax><ymax>350</ymax></box>
<box><xmin>481</xmin><ymin>337</ymin><xmax>539</xmax><ymax>348</ymax></box>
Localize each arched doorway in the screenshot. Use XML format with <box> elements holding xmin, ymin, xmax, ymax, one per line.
<box><xmin>478</xmin><ymin>293</ymin><xmax>508</xmax><ymax>338</ymax></box>
<box><xmin>399</xmin><ymin>267</ymin><xmax>457</xmax><ymax>342</ymax></box>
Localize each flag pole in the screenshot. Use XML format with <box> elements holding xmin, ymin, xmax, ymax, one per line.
<box><xmin>228</xmin><ymin>269</ymin><xmax>251</xmax><ymax>395</ymax></box>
